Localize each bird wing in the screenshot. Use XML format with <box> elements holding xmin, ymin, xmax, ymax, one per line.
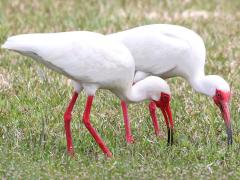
<box><xmin>2</xmin><ymin>31</ymin><xmax>135</xmax><ymax>86</ymax></box>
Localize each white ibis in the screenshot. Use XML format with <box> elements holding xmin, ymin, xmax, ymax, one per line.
<box><xmin>1</xmin><ymin>31</ymin><xmax>173</xmax><ymax>157</ymax></box>
<box><xmin>108</xmin><ymin>24</ymin><xmax>232</xmax><ymax>145</ymax></box>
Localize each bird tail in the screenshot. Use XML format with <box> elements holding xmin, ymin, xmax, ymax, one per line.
<box><xmin>1</xmin><ymin>34</ymin><xmax>39</xmax><ymax>52</ymax></box>
<box><xmin>1</xmin><ymin>33</ymin><xmax>73</xmax><ymax>78</ymax></box>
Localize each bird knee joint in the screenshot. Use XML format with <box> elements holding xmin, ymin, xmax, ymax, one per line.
<box><xmin>64</xmin><ymin>114</ymin><xmax>72</xmax><ymax>122</ymax></box>
<box><xmin>149</xmin><ymin>102</ymin><xmax>156</xmax><ymax>112</ymax></box>
<box><xmin>83</xmin><ymin>118</ymin><xmax>91</xmax><ymax>128</ymax></box>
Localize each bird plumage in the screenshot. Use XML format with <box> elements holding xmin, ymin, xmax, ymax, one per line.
<box><xmin>109</xmin><ymin>24</ymin><xmax>230</xmax><ymax>97</ymax></box>
<box><xmin>2</xmin><ymin>31</ymin><xmax>173</xmax><ymax>155</ymax></box>
<box><xmin>108</xmin><ymin>24</ymin><xmax>206</xmax><ymax>80</ymax></box>
<box><xmin>2</xmin><ymin>31</ymin><xmax>172</xmax><ymax>103</ymax></box>
<box><xmin>2</xmin><ymin>32</ymin><xmax>135</xmax><ymax>97</ymax></box>
<box><xmin>108</xmin><ymin>24</ymin><xmax>232</xmax><ymax>145</ymax></box>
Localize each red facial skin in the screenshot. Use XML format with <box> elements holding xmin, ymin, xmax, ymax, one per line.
<box><xmin>213</xmin><ymin>89</ymin><xmax>232</xmax><ymax>145</ymax></box>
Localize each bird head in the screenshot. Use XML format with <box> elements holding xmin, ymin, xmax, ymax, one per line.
<box><xmin>213</xmin><ymin>89</ymin><xmax>232</xmax><ymax>145</ymax></box>
<box><xmin>147</xmin><ymin>77</ymin><xmax>173</xmax><ymax>144</ymax></box>
<box><xmin>137</xmin><ymin>76</ymin><xmax>171</xmax><ymax>111</ymax></box>
<box><xmin>201</xmin><ymin>75</ymin><xmax>232</xmax><ymax>145</ymax></box>
<box><xmin>146</xmin><ymin>77</ymin><xmax>173</xmax><ymax>124</ymax></box>
<box><xmin>145</xmin><ymin>76</ymin><xmax>171</xmax><ymax>102</ymax></box>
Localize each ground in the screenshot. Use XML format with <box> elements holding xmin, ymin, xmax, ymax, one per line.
<box><xmin>0</xmin><ymin>0</ymin><xmax>240</xmax><ymax>179</ymax></box>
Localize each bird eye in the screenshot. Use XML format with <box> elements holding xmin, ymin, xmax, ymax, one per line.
<box><xmin>161</xmin><ymin>94</ymin><xmax>170</xmax><ymax>102</ymax></box>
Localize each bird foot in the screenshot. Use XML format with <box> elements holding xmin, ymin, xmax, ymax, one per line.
<box><xmin>67</xmin><ymin>148</ymin><xmax>75</xmax><ymax>157</ymax></box>
<box><xmin>156</xmin><ymin>132</ymin><xmax>164</xmax><ymax>138</ymax></box>
<box><xmin>106</xmin><ymin>151</ymin><xmax>113</xmax><ymax>158</ymax></box>
<box><xmin>126</xmin><ymin>136</ymin><xmax>135</xmax><ymax>144</ymax></box>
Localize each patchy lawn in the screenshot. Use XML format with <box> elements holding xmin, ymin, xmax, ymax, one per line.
<box><xmin>0</xmin><ymin>0</ymin><xmax>240</xmax><ymax>179</ymax></box>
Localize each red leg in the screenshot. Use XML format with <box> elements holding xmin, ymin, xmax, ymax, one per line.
<box><xmin>83</xmin><ymin>96</ymin><xmax>112</xmax><ymax>157</ymax></box>
<box><xmin>64</xmin><ymin>91</ymin><xmax>78</xmax><ymax>155</ymax></box>
<box><xmin>121</xmin><ymin>100</ymin><xmax>134</xmax><ymax>143</ymax></box>
<box><xmin>149</xmin><ymin>101</ymin><xmax>162</xmax><ymax>137</ymax></box>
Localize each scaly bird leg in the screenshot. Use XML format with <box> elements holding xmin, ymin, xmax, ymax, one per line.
<box><xmin>149</xmin><ymin>101</ymin><xmax>161</xmax><ymax>137</ymax></box>
<box><xmin>64</xmin><ymin>91</ymin><xmax>79</xmax><ymax>155</ymax></box>
<box><xmin>121</xmin><ymin>100</ymin><xmax>134</xmax><ymax>143</ymax></box>
<box><xmin>83</xmin><ymin>96</ymin><xmax>112</xmax><ymax>157</ymax></box>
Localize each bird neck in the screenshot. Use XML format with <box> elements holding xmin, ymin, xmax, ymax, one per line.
<box><xmin>188</xmin><ymin>75</ymin><xmax>213</xmax><ymax>97</ymax></box>
<box><xmin>125</xmin><ymin>81</ymin><xmax>150</xmax><ymax>103</ymax></box>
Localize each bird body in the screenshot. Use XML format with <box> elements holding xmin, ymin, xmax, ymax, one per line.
<box><xmin>109</xmin><ymin>24</ymin><xmax>232</xmax><ymax>145</ymax></box>
<box><xmin>2</xmin><ymin>31</ymin><xmax>173</xmax><ymax>156</ymax></box>
<box><xmin>2</xmin><ymin>32</ymin><xmax>135</xmax><ymax>98</ymax></box>
<box><xmin>108</xmin><ymin>24</ymin><xmax>206</xmax><ymax>81</ymax></box>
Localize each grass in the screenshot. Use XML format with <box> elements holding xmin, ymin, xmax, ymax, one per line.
<box><xmin>0</xmin><ymin>0</ymin><xmax>240</xmax><ymax>179</ymax></box>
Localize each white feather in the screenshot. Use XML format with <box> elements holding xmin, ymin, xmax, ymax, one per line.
<box><xmin>108</xmin><ymin>24</ymin><xmax>230</xmax><ymax>96</ymax></box>
<box><xmin>2</xmin><ymin>31</ymin><xmax>171</xmax><ymax>102</ymax></box>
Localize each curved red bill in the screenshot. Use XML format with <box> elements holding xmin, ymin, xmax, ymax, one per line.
<box><xmin>213</xmin><ymin>90</ymin><xmax>232</xmax><ymax>145</ymax></box>
<box><xmin>153</xmin><ymin>92</ymin><xmax>174</xmax><ymax>145</ymax></box>
<box><xmin>219</xmin><ymin>102</ymin><xmax>232</xmax><ymax>145</ymax></box>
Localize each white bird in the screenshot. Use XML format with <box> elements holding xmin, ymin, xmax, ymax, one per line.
<box><xmin>1</xmin><ymin>31</ymin><xmax>173</xmax><ymax>157</ymax></box>
<box><xmin>108</xmin><ymin>24</ymin><xmax>232</xmax><ymax>145</ymax></box>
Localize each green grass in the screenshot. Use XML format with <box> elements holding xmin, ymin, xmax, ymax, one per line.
<box><xmin>0</xmin><ymin>0</ymin><xmax>240</xmax><ymax>179</ymax></box>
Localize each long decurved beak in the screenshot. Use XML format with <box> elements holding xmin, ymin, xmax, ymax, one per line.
<box><xmin>155</xmin><ymin>100</ymin><xmax>174</xmax><ymax>145</ymax></box>
<box><xmin>219</xmin><ymin>102</ymin><xmax>232</xmax><ymax>145</ymax></box>
<box><xmin>166</xmin><ymin>106</ymin><xmax>174</xmax><ymax>145</ymax></box>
